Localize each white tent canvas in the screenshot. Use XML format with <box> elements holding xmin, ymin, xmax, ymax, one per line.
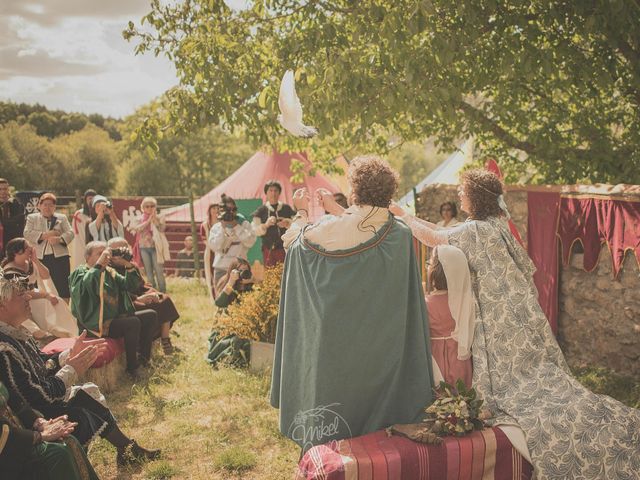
<box><xmin>398</xmin><ymin>139</ymin><xmax>472</xmax><ymax>208</ymax></box>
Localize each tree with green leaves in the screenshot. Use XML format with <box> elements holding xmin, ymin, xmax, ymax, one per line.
<box><xmin>0</xmin><ymin>122</ymin><xmax>118</xmax><ymax>195</ymax></box>
<box><xmin>125</xmin><ymin>0</ymin><xmax>640</xmax><ymax>184</ymax></box>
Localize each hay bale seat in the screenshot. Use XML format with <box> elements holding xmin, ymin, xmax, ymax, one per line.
<box><xmin>42</xmin><ymin>338</ymin><xmax>126</xmax><ymax>394</ymax></box>
<box><xmin>296</xmin><ymin>427</ymin><xmax>533</xmax><ymax>480</ymax></box>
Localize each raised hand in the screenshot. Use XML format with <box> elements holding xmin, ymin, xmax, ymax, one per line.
<box><xmin>266</xmin><ymin>216</ymin><xmax>278</xmax><ymax>227</ymax></box>
<box><xmin>67</xmin><ymin>345</ymin><xmax>99</xmax><ymax>376</ymax></box>
<box><xmin>316</xmin><ymin>188</ymin><xmax>343</xmax><ymax>215</ymax></box>
<box><xmin>70</xmin><ymin>330</ymin><xmax>107</xmax><ymax>359</ymax></box>
<box><xmin>96</xmin><ymin>248</ymin><xmax>111</xmax><ymax>268</ymax></box>
<box><xmin>293</xmin><ymin>188</ymin><xmax>310</xmax><ymax>212</ymax></box>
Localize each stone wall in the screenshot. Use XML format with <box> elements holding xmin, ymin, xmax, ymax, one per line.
<box><xmin>415</xmin><ymin>185</ymin><xmax>640</xmax><ymax>379</ymax></box>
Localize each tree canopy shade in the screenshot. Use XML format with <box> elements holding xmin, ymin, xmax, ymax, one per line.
<box><xmin>125</xmin><ymin>0</ymin><xmax>640</xmax><ymax>184</ymax></box>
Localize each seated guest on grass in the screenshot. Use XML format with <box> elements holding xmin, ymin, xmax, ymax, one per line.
<box><xmin>70</xmin><ymin>241</ymin><xmax>159</xmax><ymax>378</ymax></box>
<box><xmin>424</xmin><ymin>245</ymin><xmax>473</xmax><ymax>388</ymax></box>
<box><xmin>0</xmin><ymin>273</ymin><xmax>160</xmax><ymax>466</ymax></box>
<box><xmin>107</xmin><ymin>237</ymin><xmax>179</xmax><ymax>355</ymax></box>
<box><xmin>1</xmin><ymin>237</ymin><xmax>78</xmax><ymax>339</ymax></box>
<box><xmin>206</xmin><ymin>258</ymin><xmax>254</xmax><ymax>368</ymax></box>
<box><xmin>0</xmin><ymin>380</ymin><xmax>99</xmax><ymax>480</ymax></box>
<box><xmin>272</xmin><ymin>155</ymin><xmax>434</xmax><ymax>453</ymax></box>
<box><xmin>23</xmin><ymin>192</ymin><xmax>74</xmax><ymax>302</ymax></box>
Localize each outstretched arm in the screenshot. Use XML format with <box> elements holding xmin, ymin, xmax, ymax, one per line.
<box><xmin>402</xmin><ymin>214</ymin><xmax>449</xmax><ymax>246</ymax></box>
<box><xmin>389</xmin><ymin>203</ymin><xmax>449</xmax><ymax>247</ymax></box>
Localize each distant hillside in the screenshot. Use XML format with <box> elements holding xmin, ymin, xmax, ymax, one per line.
<box><xmin>0</xmin><ymin>101</ymin><xmax>122</xmax><ymax>141</ymax></box>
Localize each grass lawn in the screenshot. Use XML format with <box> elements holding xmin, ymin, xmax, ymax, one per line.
<box><xmin>89</xmin><ymin>278</ymin><xmax>298</xmax><ymax>480</ymax></box>
<box><xmin>89</xmin><ymin>278</ymin><xmax>640</xmax><ymax>479</ymax></box>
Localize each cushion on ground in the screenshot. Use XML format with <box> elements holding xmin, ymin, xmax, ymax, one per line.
<box><xmin>296</xmin><ymin>427</ymin><xmax>533</xmax><ymax>480</ymax></box>
<box><xmin>42</xmin><ymin>337</ymin><xmax>125</xmax><ymax>368</ymax></box>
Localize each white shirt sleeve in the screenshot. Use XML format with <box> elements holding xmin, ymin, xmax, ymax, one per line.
<box><xmin>252</xmin><ymin>217</ymin><xmax>268</xmax><ymax>236</ymax></box>
<box><xmin>236</xmin><ymin>221</ymin><xmax>257</xmax><ymax>249</ymax></box>
<box><xmin>282</xmin><ymin>214</ymin><xmax>308</xmax><ymax>249</ymax></box>
<box><xmin>400</xmin><ymin>214</ymin><xmax>450</xmax><ymax>247</ymax></box>
<box><xmin>208</xmin><ymin>224</ymin><xmax>229</xmax><ymax>253</ymax></box>
<box><xmin>55</xmin><ymin>365</ymin><xmax>78</xmax><ymax>389</ymax></box>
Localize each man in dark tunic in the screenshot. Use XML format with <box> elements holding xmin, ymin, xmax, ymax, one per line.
<box><xmin>0</xmin><ymin>178</ymin><xmax>26</xmax><ymax>259</ymax></box>
<box><xmin>252</xmin><ymin>180</ymin><xmax>296</xmax><ymax>266</ymax></box>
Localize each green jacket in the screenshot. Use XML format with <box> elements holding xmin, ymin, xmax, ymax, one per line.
<box><xmin>69</xmin><ymin>264</ymin><xmax>143</xmax><ymax>336</ymax></box>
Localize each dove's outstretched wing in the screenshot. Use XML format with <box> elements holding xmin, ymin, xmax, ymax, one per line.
<box><xmin>278</xmin><ymin>70</ymin><xmax>318</xmax><ymax>138</ymax></box>
<box><xmin>278</xmin><ymin>70</ymin><xmax>303</xmax><ymax>124</ymax></box>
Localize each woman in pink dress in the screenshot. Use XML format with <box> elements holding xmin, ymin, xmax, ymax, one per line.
<box><xmin>425</xmin><ymin>245</ymin><xmax>474</xmax><ymax>388</ymax></box>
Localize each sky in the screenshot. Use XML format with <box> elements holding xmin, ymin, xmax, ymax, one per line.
<box><xmin>0</xmin><ymin>0</ymin><xmax>185</xmax><ymax>118</ymax></box>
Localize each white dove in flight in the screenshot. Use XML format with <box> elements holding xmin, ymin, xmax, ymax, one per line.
<box><xmin>278</xmin><ymin>70</ymin><xmax>318</xmax><ymax>138</ymax></box>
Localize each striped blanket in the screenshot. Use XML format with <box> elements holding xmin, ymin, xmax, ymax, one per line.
<box><xmin>296</xmin><ymin>427</ymin><xmax>533</xmax><ymax>480</ymax></box>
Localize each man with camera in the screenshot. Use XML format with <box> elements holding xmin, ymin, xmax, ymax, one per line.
<box><xmin>69</xmin><ymin>241</ymin><xmax>159</xmax><ymax>378</ymax></box>
<box><xmin>208</xmin><ymin>194</ymin><xmax>256</xmax><ymax>291</ymax></box>
<box><xmin>107</xmin><ymin>237</ymin><xmax>179</xmax><ymax>355</ymax></box>
<box><xmin>251</xmin><ymin>180</ymin><xmax>295</xmax><ymax>266</ymax></box>
<box><xmin>87</xmin><ymin>195</ymin><xmax>124</xmax><ymax>242</ymax></box>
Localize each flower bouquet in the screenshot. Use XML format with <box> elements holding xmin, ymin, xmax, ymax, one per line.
<box><xmin>387</xmin><ymin>379</ymin><xmax>490</xmax><ymax>445</ymax></box>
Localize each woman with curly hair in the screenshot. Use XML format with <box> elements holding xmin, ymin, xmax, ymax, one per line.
<box><xmin>273</xmin><ymin>155</ymin><xmax>435</xmax><ymax>452</ymax></box>
<box><xmin>391</xmin><ymin>168</ymin><xmax>640</xmax><ymax>479</ymax></box>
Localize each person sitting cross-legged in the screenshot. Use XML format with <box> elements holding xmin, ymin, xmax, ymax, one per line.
<box><xmin>0</xmin><ymin>273</ymin><xmax>160</xmax><ymax>466</ymax></box>
<box><xmin>69</xmin><ymin>241</ymin><xmax>159</xmax><ymax>379</ymax></box>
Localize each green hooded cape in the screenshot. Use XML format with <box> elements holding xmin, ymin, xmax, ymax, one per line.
<box><xmin>270</xmin><ymin>216</ymin><xmax>434</xmax><ymax>450</ymax></box>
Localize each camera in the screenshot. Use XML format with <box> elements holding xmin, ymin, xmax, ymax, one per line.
<box><xmin>111</xmin><ymin>247</ymin><xmax>133</xmax><ymax>261</ymax></box>
<box><xmin>234</xmin><ymin>268</ymin><xmax>252</xmax><ymax>280</ymax></box>
<box><xmin>217</xmin><ymin>196</ymin><xmax>237</xmax><ymax>223</ymax></box>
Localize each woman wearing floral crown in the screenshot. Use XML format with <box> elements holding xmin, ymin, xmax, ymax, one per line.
<box><xmin>391</xmin><ymin>168</ymin><xmax>640</xmax><ymax>480</ymax></box>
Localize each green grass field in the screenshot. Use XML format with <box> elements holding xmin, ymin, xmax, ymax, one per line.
<box><xmin>89</xmin><ymin>278</ymin><xmax>639</xmax><ymax>479</ymax></box>
<box><xmin>89</xmin><ymin>279</ymin><xmax>298</xmax><ymax>480</ymax></box>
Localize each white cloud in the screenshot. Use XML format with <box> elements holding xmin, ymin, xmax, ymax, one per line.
<box><xmin>0</xmin><ymin>1</ymin><xmax>178</xmax><ymax>118</ymax></box>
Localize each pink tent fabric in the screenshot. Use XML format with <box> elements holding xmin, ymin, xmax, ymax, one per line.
<box><xmin>164</xmin><ymin>150</ymin><xmax>342</xmax><ymax>222</ymax></box>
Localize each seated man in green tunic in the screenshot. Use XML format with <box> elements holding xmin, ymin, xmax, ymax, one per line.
<box><xmin>271</xmin><ymin>155</ymin><xmax>434</xmax><ymax>453</ymax></box>
<box><xmin>70</xmin><ymin>241</ymin><xmax>159</xmax><ymax>378</ymax></box>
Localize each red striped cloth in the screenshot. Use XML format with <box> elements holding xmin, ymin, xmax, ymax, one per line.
<box><xmin>296</xmin><ymin>427</ymin><xmax>533</xmax><ymax>480</ymax></box>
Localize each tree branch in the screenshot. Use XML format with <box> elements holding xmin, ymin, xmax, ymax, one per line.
<box><xmin>457</xmin><ymin>101</ymin><xmax>537</xmax><ymax>154</ymax></box>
